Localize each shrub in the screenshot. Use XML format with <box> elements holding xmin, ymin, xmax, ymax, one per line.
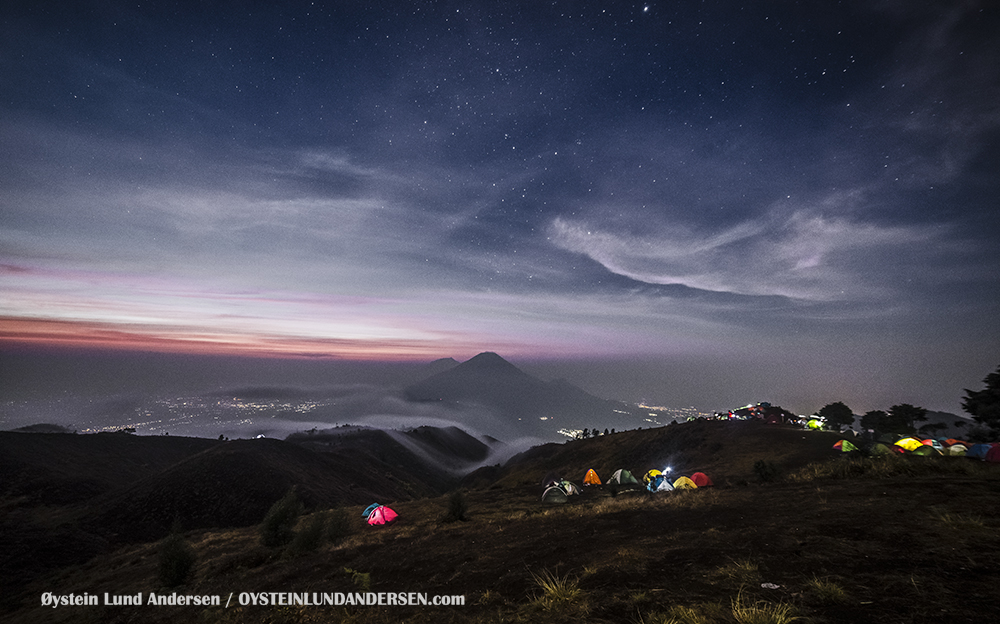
<box><xmin>260</xmin><ymin>488</ymin><xmax>303</xmax><ymax>547</ymax></box>
<box><xmin>441</xmin><ymin>490</ymin><xmax>469</xmax><ymax>523</ymax></box>
<box><xmin>327</xmin><ymin>506</ymin><xmax>354</xmax><ymax>545</ymax></box>
<box><xmin>287</xmin><ymin>511</ymin><xmax>327</xmax><ymax>556</ymax></box>
<box><xmin>753</xmin><ymin>460</ymin><xmax>779</xmax><ymax>483</ymax></box>
<box><xmin>158</xmin><ymin>524</ymin><xmax>196</xmax><ymax>588</ymax></box>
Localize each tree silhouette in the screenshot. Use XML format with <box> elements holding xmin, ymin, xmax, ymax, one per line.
<box><xmin>860</xmin><ymin>410</ymin><xmax>887</xmax><ymax>431</ymax></box>
<box><xmin>962</xmin><ymin>365</ymin><xmax>1000</xmax><ymax>434</ymax></box>
<box><xmin>885</xmin><ymin>404</ymin><xmax>928</xmax><ymax>433</ymax></box>
<box><xmin>817</xmin><ymin>402</ymin><xmax>855</xmax><ymax>430</ymax></box>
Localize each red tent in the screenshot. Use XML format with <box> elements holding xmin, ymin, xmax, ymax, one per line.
<box><xmin>690</xmin><ymin>472</ymin><xmax>714</xmax><ymax>487</ymax></box>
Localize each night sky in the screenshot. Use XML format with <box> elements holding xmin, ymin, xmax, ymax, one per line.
<box><xmin>2</xmin><ymin>1</ymin><xmax>998</xmax><ymax>415</ymax></box>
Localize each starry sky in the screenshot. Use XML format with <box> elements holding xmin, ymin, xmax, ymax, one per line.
<box><xmin>2</xmin><ymin>1</ymin><xmax>999</xmax><ymax>415</ymax></box>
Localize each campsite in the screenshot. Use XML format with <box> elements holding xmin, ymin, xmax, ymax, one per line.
<box><xmin>2</xmin><ymin>418</ymin><xmax>999</xmax><ymax>624</ymax></box>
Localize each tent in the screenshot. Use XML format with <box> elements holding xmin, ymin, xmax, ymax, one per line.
<box><xmin>608</xmin><ymin>469</ymin><xmax>639</xmax><ymax>486</ymax></box>
<box><xmin>833</xmin><ymin>439</ymin><xmax>859</xmax><ymax>452</ymax></box>
<box><xmin>947</xmin><ymin>444</ymin><xmax>968</xmax><ymax>456</ymax></box>
<box><xmin>541</xmin><ymin>471</ymin><xmax>562</xmax><ymax>487</ymax></box>
<box><xmin>583</xmin><ymin>469</ymin><xmax>602</xmax><ymax>485</ymax></box>
<box><xmin>362</xmin><ymin>503</ymin><xmax>381</xmax><ymax>519</ymax></box>
<box><xmin>869</xmin><ymin>442</ymin><xmax>893</xmax><ymax>456</ymax></box>
<box><xmin>911</xmin><ymin>445</ymin><xmax>942</xmax><ymax>457</ymax></box>
<box><xmin>690</xmin><ymin>472</ymin><xmax>713</xmax><ymax>487</ymax></box>
<box><xmin>967</xmin><ymin>444</ymin><xmax>992</xmax><ymax>460</ymax></box>
<box><xmin>559</xmin><ymin>480</ymin><xmax>581</xmax><ymax>495</ymax></box>
<box><xmin>920</xmin><ymin>439</ymin><xmax>944</xmax><ymax>451</ymax></box>
<box><xmin>654</xmin><ymin>477</ymin><xmax>674</xmax><ymax>492</ymax></box>
<box><xmin>806</xmin><ymin>419</ymin><xmax>823</xmax><ymax>430</ymax></box>
<box><xmin>643</xmin><ymin>469</ymin><xmax>662</xmax><ymax>485</ymax></box>
<box><xmin>986</xmin><ymin>445</ymin><xmax>1000</xmax><ymax>463</ymax></box>
<box><xmin>541</xmin><ymin>486</ymin><xmax>568</xmax><ymax>503</ymax></box>
<box><xmin>895</xmin><ymin>437</ymin><xmax>924</xmax><ymax>452</ymax></box>
<box><xmin>367</xmin><ymin>505</ymin><xmax>398</xmax><ymax>525</ymax></box>
<box><xmin>673</xmin><ymin>476</ymin><xmax>698</xmax><ymax>490</ymax></box>
<box><xmin>646</xmin><ymin>475</ymin><xmax>664</xmax><ymax>492</ymax></box>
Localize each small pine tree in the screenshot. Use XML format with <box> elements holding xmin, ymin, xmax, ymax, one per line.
<box><xmin>158</xmin><ymin>522</ymin><xmax>196</xmax><ymax>588</ymax></box>
<box><xmin>260</xmin><ymin>488</ymin><xmax>303</xmax><ymax>547</ymax></box>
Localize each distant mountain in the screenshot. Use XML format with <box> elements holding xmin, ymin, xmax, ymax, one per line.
<box><xmin>404</xmin><ymin>352</ymin><xmax>641</xmax><ymax>435</ymax></box>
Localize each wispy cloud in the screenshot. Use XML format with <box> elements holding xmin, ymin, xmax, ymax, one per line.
<box><xmin>549</xmin><ymin>198</ymin><xmax>941</xmax><ymax>301</ymax></box>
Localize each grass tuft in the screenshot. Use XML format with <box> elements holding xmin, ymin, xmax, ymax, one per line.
<box><xmin>804</xmin><ymin>575</ymin><xmax>850</xmax><ymax>604</ymax></box>
<box><xmin>529</xmin><ymin>568</ymin><xmax>588</xmax><ymax>614</ymax></box>
<box><xmin>731</xmin><ymin>590</ymin><xmax>801</xmax><ymax>624</ymax></box>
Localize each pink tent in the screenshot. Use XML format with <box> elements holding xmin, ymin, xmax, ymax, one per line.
<box><xmin>367</xmin><ymin>505</ymin><xmax>398</xmax><ymax>525</ymax></box>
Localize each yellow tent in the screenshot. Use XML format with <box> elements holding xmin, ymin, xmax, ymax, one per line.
<box><xmin>894</xmin><ymin>437</ymin><xmax>923</xmax><ymax>452</ymax></box>
<box><xmin>673</xmin><ymin>476</ymin><xmax>698</xmax><ymax>490</ymax></box>
<box><xmin>583</xmin><ymin>469</ymin><xmax>601</xmax><ymax>485</ymax></box>
<box><xmin>643</xmin><ymin>469</ymin><xmax>662</xmax><ymax>485</ymax></box>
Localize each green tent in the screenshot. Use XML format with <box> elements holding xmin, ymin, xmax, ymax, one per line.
<box><xmin>911</xmin><ymin>445</ymin><xmax>942</xmax><ymax>457</ymax></box>
<box><xmin>608</xmin><ymin>469</ymin><xmax>639</xmax><ymax>486</ymax></box>
<box><xmin>807</xmin><ymin>419</ymin><xmax>824</xmax><ymax>430</ymax></box>
<box><xmin>541</xmin><ymin>485</ymin><xmax>568</xmax><ymax>503</ymax></box>
<box><xmin>869</xmin><ymin>442</ymin><xmax>893</xmax><ymax>456</ymax></box>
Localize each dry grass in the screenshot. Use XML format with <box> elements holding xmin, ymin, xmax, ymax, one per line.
<box><xmin>708</xmin><ymin>558</ymin><xmax>761</xmax><ymax>588</ymax></box>
<box><xmin>803</xmin><ymin>575</ymin><xmax>850</xmax><ymax>604</ymax></box>
<box><xmin>730</xmin><ymin>590</ymin><xmax>802</xmax><ymax>624</ymax></box>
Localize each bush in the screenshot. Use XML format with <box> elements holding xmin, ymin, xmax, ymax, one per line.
<box><xmin>260</xmin><ymin>488</ymin><xmax>303</xmax><ymax>547</ymax></box>
<box><xmin>441</xmin><ymin>490</ymin><xmax>469</xmax><ymax>523</ymax></box>
<box><xmin>753</xmin><ymin>460</ymin><xmax>779</xmax><ymax>483</ymax></box>
<box><xmin>287</xmin><ymin>511</ymin><xmax>327</xmax><ymax>556</ymax></box>
<box><xmin>158</xmin><ymin>525</ymin><xmax>196</xmax><ymax>588</ymax></box>
<box><xmin>327</xmin><ymin>506</ymin><xmax>354</xmax><ymax>544</ymax></box>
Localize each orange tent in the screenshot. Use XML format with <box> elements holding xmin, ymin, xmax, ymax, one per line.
<box><xmin>583</xmin><ymin>468</ymin><xmax>601</xmax><ymax>485</ymax></box>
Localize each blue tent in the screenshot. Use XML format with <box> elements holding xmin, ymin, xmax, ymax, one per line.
<box><xmin>966</xmin><ymin>444</ymin><xmax>992</xmax><ymax>460</ymax></box>
<box><xmin>362</xmin><ymin>503</ymin><xmax>381</xmax><ymax>518</ymax></box>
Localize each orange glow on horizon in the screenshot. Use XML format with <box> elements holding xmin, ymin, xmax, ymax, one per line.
<box><xmin>0</xmin><ymin>317</ymin><xmax>479</xmax><ymax>361</ymax></box>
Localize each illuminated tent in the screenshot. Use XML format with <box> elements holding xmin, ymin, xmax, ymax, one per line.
<box><xmin>654</xmin><ymin>477</ymin><xmax>674</xmax><ymax>492</ymax></box>
<box><xmin>366</xmin><ymin>505</ymin><xmax>398</xmax><ymax>525</ymax></box>
<box><xmin>806</xmin><ymin>419</ymin><xmax>823</xmax><ymax>430</ymax></box>
<box><xmin>541</xmin><ymin>485</ymin><xmax>568</xmax><ymax>503</ymax></box>
<box><xmin>920</xmin><ymin>439</ymin><xmax>944</xmax><ymax>451</ymax></box>
<box><xmin>911</xmin><ymin>445</ymin><xmax>942</xmax><ymax>457</ymax></box>
<box><xmin>690</xmin><ymin>472</ymin><xmax>714</xmax><ymax>487</ymax></box>
<box><xmin>833</xmin><ymin>439</ymin><xmax>859</xmax><ymax>452</ymax></box>
<box><xmin>947</xmin><ymin>444</ymin><xmax>968</xmax><ymax>456</ymax></box>
<box><xmin>894</xmin><ymin>437</ymin><xmax>924</xmax><ymax>452</ymax></box>
<box><xmin>583</xmin><ymin>469</ymin><xmax>601</xmax><ymax>485</ymax></box>
<box><xmin>673</xmin><ymin>476</ymin><xmax>698</xmax><ymax>490</ymax></box>
<box><xmin>608</xmin><ymin>469</ymin><xmax>640</xmax><ymax>486</ymax></box>
<box><xmin>643</xmin><ymin>469</ymin><xmax>662</xmax><ymax>485</ymax></box>
<box><xmin>559</xmin><ymin>480</ymin><xmax>581</xmax><ymax>495</ymax></box>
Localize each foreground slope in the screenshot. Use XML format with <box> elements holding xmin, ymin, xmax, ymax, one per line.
<box><xmin>5</xmin><ymin>422</ymin><xmax>999</xmax><ymax>624</ymax></box>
